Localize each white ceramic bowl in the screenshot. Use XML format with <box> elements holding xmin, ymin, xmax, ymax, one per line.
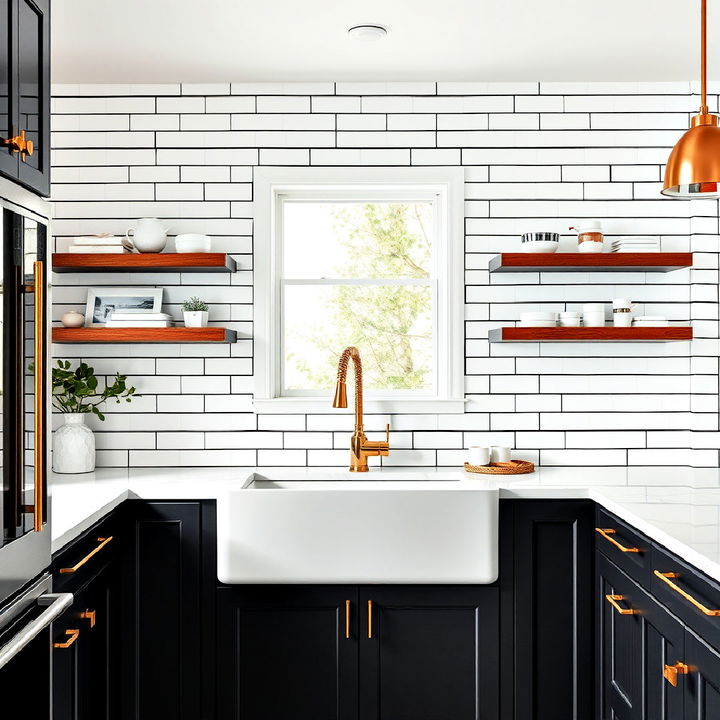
<box><xmin>520</xmin><ymin>311</ymin><xmax>557</xmax><ymax>321</ymax></box>
<box><xmin>519</xmin><ymin>320</ymin><xmax>557</xmax><ymax>327</ymax></box>
<box><xmin>520</xmin><ymin>241</ymin><xmax>559</xmax><ymax>254</ymax></box>
<box><xmin>175</xmin><ymin>233</ymin><xmax>211</xmax><ymax>253</ymax></box>
<box><xmin>559</xmin><ymin>318</ymin><xmax>582</xmax><ymax>327</ymax></box>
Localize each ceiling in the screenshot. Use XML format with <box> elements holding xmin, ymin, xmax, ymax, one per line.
<box><xmin>52</xmin><ymin>0</ymin><xmax>718</xmax><ymax>83</ymax></box>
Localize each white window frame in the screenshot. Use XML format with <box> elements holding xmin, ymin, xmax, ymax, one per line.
<box><xmin>253</xmin><ymin>166</ymin><xmax>465</xmax><ymax>414</ymax></box>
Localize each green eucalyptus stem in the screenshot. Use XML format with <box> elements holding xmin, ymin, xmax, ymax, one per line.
<box><xmin>51</xmin><ymin>360</ymin><xmax>139</xmax><ymax>422</ymax></box>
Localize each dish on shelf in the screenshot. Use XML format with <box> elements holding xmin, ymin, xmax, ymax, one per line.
<box><xmin>175</xmin><ymin>233</ymin><xmax>211</xmax><ymax>253</ymax></box>
<box><xmin>520</xmin><ymin>232</ymin><xmax>559</xmax><ymax>254</ymax></box>
<box><xmin>520</xmin><ymin>311</ymin><xmax>557</xmax><ymax>322</ymax></box>
<box><xmin>519</xmin><ymin>320</ymin><xmax>557</xmax><ymax>327</ymax></box>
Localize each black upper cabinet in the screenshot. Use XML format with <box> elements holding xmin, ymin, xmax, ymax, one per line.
<box><xmin>359</xmin><ymin>586</ymin><xmax>498</xmax><ymax>720</ymax></box>
<box><xmin>0</xmin><ymin>0</ymin><xmax>49</xmax><ymax>196</ymax></box>
<box><xmin>217</xmin><ymin>585</ymin><xmax>360</xmax><ymax>720</ymax></box>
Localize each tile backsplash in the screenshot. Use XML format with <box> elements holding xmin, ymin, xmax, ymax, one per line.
<box><xmin>49</xmin><ymin>82</ymin><xmax>719</xmax><ymax>468</ymax></box>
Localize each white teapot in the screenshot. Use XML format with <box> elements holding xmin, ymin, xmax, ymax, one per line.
<box><xmin>127</xmin><ymin>218</ymin><xmax>169</xmax><ymax>253</ymax></box>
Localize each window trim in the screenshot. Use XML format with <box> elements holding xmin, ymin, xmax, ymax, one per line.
<box><xmin>253</xmin><ymin>166</ymin><xmax>465</xmax><ymax>414</ymax></box>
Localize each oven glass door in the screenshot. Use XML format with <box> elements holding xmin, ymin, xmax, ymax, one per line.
<box><xmin>2</xmin><ymin>208</ymin><xmax>46</xmax><ymax>546</ymax></box>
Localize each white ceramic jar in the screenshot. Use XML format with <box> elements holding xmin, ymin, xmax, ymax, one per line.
<box><xmin>582</xmin><ymin>303</ymin><xmax>606</xmax><ymax>327</ymax></box>
<box><xmin>468</xmin><ymin>447</ymin><xmax>491</xmax><ymax>466</ymax></box>
<box><xmin>52</xmin><ymin>413</ymin><xmax>95</xmax><ymax>474</ymax></box>
<box><xmin>612</xmin><ymin>298</ymin><xmax>633</xmax><ymax>327</ymax></box>
<box><xmin>61</xmin><ymin>310</ymin><xmax>85</xmax><ymax>328</ymax></box>
<box><xmin>127</xmin><ymin>218</ymin><xmax>169</xmax><ymax>253</ymax></box>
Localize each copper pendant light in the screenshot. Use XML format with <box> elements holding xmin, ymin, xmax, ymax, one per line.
<box><xmin>662</xmin><ymin>0</ymin><xmax>720</xmax><ymax>197</ymax></box>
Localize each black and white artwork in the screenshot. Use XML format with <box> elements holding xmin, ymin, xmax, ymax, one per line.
<box><xmin>84</xmin><ymin>287</ymin><xmax>163</xmax><ymax>327</ymax></box>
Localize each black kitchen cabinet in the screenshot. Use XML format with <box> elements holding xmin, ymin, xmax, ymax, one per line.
<box><xmin>685</xmin><ymin>630</ymin><xmax>720</xmax><ymax>719</ymax></box>
<box><xmin>121</xmin><ymin>501</ymin><xmax>208</xmax><ymax>720</ymax></box>
<box><xmin>512</xmin><ymin>500</ymin><xmax>595</xmax><ymax>720</ymax></box>
<box><xmin>359</xmin><ymin>586</ymin><xmax>498</xmax><ymax>720</ymax></box>
<box><xmin>0</xmin><ymin>0</ymin><xmax>49</xmax><ymax>195</ymax></box>
<box><xmin>53</xmin><ymin>550</ymin><xmax>120</xmax><ymax>720</ymax></box>
<box><xmin>216</xmin><ymin>584</ymin><xmax>497</xmax><ymax>720</ymax></box>
<box><xmin>216</xmin><ymin>585</ymin><xmax>359</xmax><ymax>720</ymax></box>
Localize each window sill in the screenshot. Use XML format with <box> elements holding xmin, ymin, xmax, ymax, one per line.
<box><xmin>252</xmin><ymin>397</ymin><xmax>467</xmax><ymax>415</ymax></box>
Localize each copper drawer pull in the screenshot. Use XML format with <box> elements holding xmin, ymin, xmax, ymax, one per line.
<box><xmin>53</xmin><ymin>629</ymin><xmax>79</xmax><ymax>649</ymax></box>
<box><xmin>654</xmin><ymin>570</ymin><xmax>720</xmax><ymax>616</ymax></box>
<box><xmin>595</xmin><ymin>527</ymin><xmax>640</xmax><ymax>553</ymax></box>
<box><xmin>59</xmin><ymin>536</ymin><xmax>113</xmax><ymax>574</ymax></box>
<box><xmin>605</xmin><ymin>594</ymin><xmax>637</xmax><ymax>615</ymax></box>
<box><xmin>80</xmin><ymin>609</ymin><xmax>96</xmax><ymax>628</ymax></box>
<box><xmin>664</xmin><ymin>661</ymin><xmax>690</xmax><ymax>687</ymax></box>
<box><xmin>345</xmin><ymin>600</ymin><xmax>351</xmax><ymax>639</ymax></box>
<box><xmin>367</xmin><ymin>600</ymin><xmax>373</xmax><ymax>639</ymax></box>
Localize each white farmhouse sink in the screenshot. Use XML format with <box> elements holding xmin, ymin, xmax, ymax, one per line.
<box><xmin>217</xmin><ymin>471</ymin><xmax>499</xmax><ymax>584</ymax></box>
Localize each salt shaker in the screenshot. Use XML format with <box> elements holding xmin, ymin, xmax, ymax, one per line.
<box><xmin>613</xmin><ymin>298</ymin><xmax>633</xmax><ymax>327</ymax></box>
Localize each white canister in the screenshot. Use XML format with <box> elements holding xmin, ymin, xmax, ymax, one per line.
<box><xmin>612</xmin><ymin>298</ymin><xmax>633</xmax><ymax>327</ymax></box>
<box><xmin>490</xmin><ymin>446</ymin><xmax>511</xmax><ymax>463</ymax></box>
<box><xmin>468</xmin><ymin>447</ymin><xmax>491</xmax><ymax>466</ymax></box>
<box><xmin>582</xmin><ymin>303</ymin><xmax>606</xmax><ymax>327</ymax></box>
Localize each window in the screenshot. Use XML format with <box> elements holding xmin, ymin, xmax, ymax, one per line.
<box><xmin>254</xmin><ymin>167</ymin><xmax>464</xmax><ymax>413</ymax></box>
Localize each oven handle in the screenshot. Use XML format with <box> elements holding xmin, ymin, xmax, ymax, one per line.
<box><xmin>0</xmin><ymin>593</ymin><xmax>73</xmax><ymax>670</ymax></box>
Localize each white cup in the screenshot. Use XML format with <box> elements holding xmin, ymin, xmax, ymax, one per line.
<box><xmin>468</xmin><ymin>447</ymin><xmax>491</xmax><ymax>466</ymax></box>
<box><xmin>490</xmin><ymin>446</ymin><xmax>511</xmax><ymax>463</ymax></box>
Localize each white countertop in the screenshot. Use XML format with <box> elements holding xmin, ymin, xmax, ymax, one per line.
<box><xmin>49</xmin><ymin>465</ymin><xmax>720</xmax><ymax>582</ymax></box>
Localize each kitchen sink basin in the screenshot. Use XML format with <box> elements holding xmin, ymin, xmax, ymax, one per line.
<box><xmin>217</xmin><ymin>471</ymin><xmax>499</xmax><ymax>584</ymax></box>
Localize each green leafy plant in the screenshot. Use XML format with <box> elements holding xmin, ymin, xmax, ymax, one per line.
<box><xmin>51</xmin><ymin>360</ymin><xmax>138</xmax><ymax>421</ymax></box>
<box><xmin>182</xmin><ymin>296</ymin><xmax>208</xmax><ymax>312</ymax></box>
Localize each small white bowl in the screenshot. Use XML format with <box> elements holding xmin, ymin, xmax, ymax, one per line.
<box><xmin>559</xmin><ymin>318</ymin><xmax>582</xmax><ymax>327</ymax></box>
<box><xmin>519</xmin><ymin>320</ymin><xmax>557</xmax><ymax>327</ymax></box>
<box><xmin>175</xmin><ymin>233</ymin><xmax>211</xmax><ymax>253</ymax></box>
<box><xmin>520</xmin><ymin>241</ymin><xmax>559</xmax><ymax>254</ymax></box>
<box><xmin>520</xmin><ymin>312</ymin><xmax>557</xmax><ymax>321</ymax></box>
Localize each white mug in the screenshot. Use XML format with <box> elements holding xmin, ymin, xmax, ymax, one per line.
<box><xmin>491</xmin><ymin>446</ymin><xmax>511</xmax><ymax>463</ymax></box>
<box><xmin>468</xmin><ymin>447</ymin><xmax>491</xmax><ymax>466</ymax></box>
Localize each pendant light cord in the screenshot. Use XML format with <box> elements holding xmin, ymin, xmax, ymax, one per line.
<box><xmin>702</xmin><ymin>0</ymin><xmax>708</xmax><ymax>113</ymax></box>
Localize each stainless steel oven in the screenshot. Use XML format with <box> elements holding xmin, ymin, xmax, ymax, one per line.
<box><xmin>0</xmin><ymin>199</ymin><xmax>51</xmax><ymax>604</ymax></box>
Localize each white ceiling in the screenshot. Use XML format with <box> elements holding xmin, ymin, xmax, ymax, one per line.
<box><xmin>52</xmin><ymin>0</ymin><xmax>719</xmax><ymax>83</ymax></box>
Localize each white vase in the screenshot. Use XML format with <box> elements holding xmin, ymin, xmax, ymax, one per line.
<box><xmin>183</xmin><ymin>310</ymin><xmax>208</xmax><ymax>328</ymax></box>
<box><xmin>52</xmin><ymin>413</ymin><xmax>95</xmax><ymax>474</ymax></box>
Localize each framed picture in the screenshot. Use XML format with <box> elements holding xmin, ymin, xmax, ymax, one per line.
<box><xmin>84</xmin><ymin>287</ymin><xmax>163</xmax><ymax>327</ymax></box>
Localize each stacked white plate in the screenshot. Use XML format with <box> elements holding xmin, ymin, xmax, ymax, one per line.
<box><xmin>519</xmin><ymin>311</ymin><xmax>557</xmax><ymax>327</ymax></box>
<box><xmin>559</xmin><ymin>311</ymin><xmax>582</xmax><ymax>327</ymax></box>
<box><xmin>611</xmin><ymin>236</ymin><xmax>660</xmax><ymax>253</ymax></box>
<box><xmin>633</xmin><ymin>316</ymin><xmax>668</xmax><ymax>327</ymax></box>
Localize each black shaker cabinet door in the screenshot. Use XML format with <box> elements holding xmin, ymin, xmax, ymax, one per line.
<box><xmin>121</xmin><ymin>502</ymin><xmax>203</xmax><ymax>720</ymax></box>
<box><xmin>0</xmin><ymin>0</ymin><xmax>16</xmax><ymax>177</ymax></box>
<box><xmin>15</xmin><ymin>0</ymin><xmax>49</xmax><ymax>195</ymax></box>
<box><xmin>512</xmin><ymin>500</ymin><xmax>594</xmax><ymax>720</ymax></box>
<box><xmin>216</xmin><ymin>585</ymin><xmax>359</xmax><ymax>720</ymax></box>
<box><xmin>685</xmin><ymin>630</ymin><xmax>720</xmax><ymax>720</ymax></box>
<box><xmin>358</xmin><ymin>586</ymin><xmax>499</xmax><ymax>720</ymax></box>
<box><xmin>597</xmin><ymin>554</ymin><xmax>643</xmax><ymax>720</ymax></box>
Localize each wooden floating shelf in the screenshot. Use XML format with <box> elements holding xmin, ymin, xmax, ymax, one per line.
<box><xmin>488</xmin><ymin>326</ymin><xmax>693</xmax><ymax>342</ymax></box>
<box><xmin>52</xmin><ymin>327</ymin><xmax>237</xmax><ymax>344</ymax></box>
<box><xmin>52</xmin><ymin>252</ymin><xmax>237</xmax><ymax>273</ymax></box>
<box><xmin>488</xmin><ymin>252</ymin><xmax>693</xmax><ymax>273</ymax></box>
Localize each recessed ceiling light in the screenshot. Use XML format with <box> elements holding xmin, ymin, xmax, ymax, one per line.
<box><xmin>348</xmin><ymin>24</ymin><xmax>388</xmax><ymax>42</ymax></box>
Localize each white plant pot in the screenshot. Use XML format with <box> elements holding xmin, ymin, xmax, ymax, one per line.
<box><xmin>184</xmin><ymin>310</ymin><xmax>208</xmax><ymax>328</ymax></box>
<box><xmin>52</xmin><ymin>413</ymin><xmax>95</xmax><ymax>474</ymax></box>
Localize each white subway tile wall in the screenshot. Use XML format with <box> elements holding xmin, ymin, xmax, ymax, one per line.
<box><xmin>49</xmin><ymin>82</ymin><xmax>719</xmax><ymax>468</ymax></box>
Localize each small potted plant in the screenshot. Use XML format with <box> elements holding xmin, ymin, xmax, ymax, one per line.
<box><xmin>51</xmin><ymin>360</ymin><xmax>138</xmax><ymax>473</ymax></box>
<box><xmin>182</xmin><ymin>296</ymin><xmax>209</xmax><ymax>328</ymax></box>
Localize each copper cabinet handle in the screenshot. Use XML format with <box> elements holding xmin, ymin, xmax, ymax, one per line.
<box><xmin>663</xmin><ymin>661</ymin><xmax>690</xmax><ymax>687</ymax></box>
<box><xmin>595</xmin><ymin>527</ymin><xmax>640</xmax><ymax>553</ymax></box>
<box><xmin>654</xmin><ymin>570</ymin><xmax>720</xmax><ymax>616</ymax></box>
<box><xmin>22</xmin><ymin>261</ymin><xmax>44</xmax><ymax>532</ymax></box>
<box><xmin>345</xmin><ymin>600</ymin><xmax>351</xmax><ymax>639</ymax></box>
<box><xmin>605</xmin><ymin>594</ymin><xmax>637</xmax><ymax>615</ymax></box>
<box><xmin>80</xmin><ymin>609</ymin><xmax>96</xmax><ymax>628</ymax></box>
<box><xmin>59</xmin><ymin>536</ymin><xmax>113</xmax><ymax>574</ymax></box>
<box><xmin>53</xmin><ymin>629</ymin><xmax>79</xmax><ymax>649</ymax></box>
<box><xmin>4</xmin><ymin>130</ymin><xmax>34</xmax><ymax>159</ymax></box>
<box><xmin>367</xmin><ymin>600</ymin><xmax>373</xmax><ymax>639</ymax></box>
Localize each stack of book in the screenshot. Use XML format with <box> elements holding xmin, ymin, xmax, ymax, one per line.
<box><xmin>105</xmin><ymin>312</ymin><xmax>173</xmax><ymax>328</ymax></box>
<box><xmin>610</xmin><ymin>236</ymin><xmax>661</xmax><ymax>253</ymax></box>
<box><xmin>67</xmin><ymin>235</ymin><xmax>133</xmax><ymax>253</ymax></box>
